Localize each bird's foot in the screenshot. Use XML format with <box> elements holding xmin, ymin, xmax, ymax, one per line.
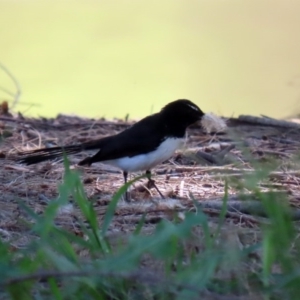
<box><xmin>147</xmin><ymin>178</ymin><xmax>165</xmax><ymax>199</ymax></box>
<box><xmin>123</xmin><ymin>190</ymin><xmax>131</xmax><ymax>203</ymax></box>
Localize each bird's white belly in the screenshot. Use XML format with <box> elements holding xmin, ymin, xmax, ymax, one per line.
<box><xmin>104</xmin><ymin>137</ymin><xmax>184</xmax><ymax>172</ymax></box>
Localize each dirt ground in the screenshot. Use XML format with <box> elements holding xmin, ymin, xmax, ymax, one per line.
<box><xmin>1</xmin><ymin>112</ymin><xmax>300</xmax><ymax>249</ymax></box>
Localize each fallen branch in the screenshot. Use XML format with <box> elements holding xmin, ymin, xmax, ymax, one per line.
<box><xmin>238</xmin><ymin>115</ymin><xmax>300</xmax><ymax>129</ymax></box>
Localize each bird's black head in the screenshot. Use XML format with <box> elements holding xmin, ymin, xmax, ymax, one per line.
<box><xmin>160</xmin><ymin>99</ymin><xmax>205</xmax><ymax>137</ymax></box>
<box><xmin>161</xmin><ymin>99</ymin><xmax>204</xmax><ymax>125</ymax></box>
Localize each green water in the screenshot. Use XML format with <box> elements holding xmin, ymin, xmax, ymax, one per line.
<box><xmin>1</xmin><ymin>0</ymin><xmax>300</xmax><ymax>119</ymax></box>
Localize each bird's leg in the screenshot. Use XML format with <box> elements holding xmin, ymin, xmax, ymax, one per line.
<box><xmin>123</xmin><ymin>171</ymin><xmax>130</xmax><ymax>202</ymax></box>
<box><xmin>145</xmin><ymin>170</ymin><xmax>164</xmax><ymax>199</ymax></box>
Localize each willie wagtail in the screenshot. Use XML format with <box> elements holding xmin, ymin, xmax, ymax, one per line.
<box><xmin>18</xmin><ymin>99</ymin><xmax>205</xmax><ymax>200</ymax></box>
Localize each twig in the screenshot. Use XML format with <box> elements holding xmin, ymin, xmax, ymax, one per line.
<box><xmin>200</xmin><ymin>208</ymin><xmax>260</xmax><ymax>227</ymax></box>
<box><xmin>252</xmin><ymin>148</ymin><xmax>292</xmax><ymax>158</ymax></box>
<box><xmin>158</xmin><ymin>165</ymin><xmax>247</xmax><ymax>173</ymax></box>
<box><xmin>0</xmin><ymin>62</ymin><xmax>21</xmax><ymax>109</ymax></box>
<box><xmin>195</xmin><ymin>145</ymin><xmax>236</xmax><ymax>165</ymax></box>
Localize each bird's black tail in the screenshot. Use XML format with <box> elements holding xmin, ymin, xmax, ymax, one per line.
<box><xmin>18</xmin><ymin>145</ymin><xmax>84</xmax><ymax>165</ymax></box>
<box><xmin>17</xmin><ymin>139</ymin><xmax>104</xmax><ymax>165</ymax></box>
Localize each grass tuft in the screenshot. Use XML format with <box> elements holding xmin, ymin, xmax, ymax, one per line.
<box><xmin>1</xmin><ymin>154</ymin><xmax>300</xmax><ymax>299</ymax></box>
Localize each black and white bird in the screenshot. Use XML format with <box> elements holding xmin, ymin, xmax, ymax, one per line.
<box><xmin>18</xmin><ymin>99</ymin><xmax>205</xmax><ymax>200</ymax></box>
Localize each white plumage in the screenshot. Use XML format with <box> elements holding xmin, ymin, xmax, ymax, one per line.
<box><xmin>104</xmin><ymin>137</ymin><xmax>184</xmax><ymax>172</ymax></box>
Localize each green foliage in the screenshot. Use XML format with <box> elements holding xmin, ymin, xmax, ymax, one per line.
<box><xmin>1</xmin><ymin>155</ymin><xmax>300</xmax><ymax>299</ymax></box>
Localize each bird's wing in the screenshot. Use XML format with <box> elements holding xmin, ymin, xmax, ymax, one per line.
<box><xmin>86</xmin><ymin>114</ymin><xmax>166</xmax><ymax>163</ymax></box>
